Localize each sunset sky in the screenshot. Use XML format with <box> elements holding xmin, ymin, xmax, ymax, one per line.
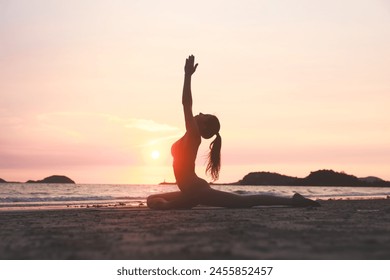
<box><xmin>1</xmin><ymin>0</ymin><xmax>389</xmax><ymax>184</ymax></box>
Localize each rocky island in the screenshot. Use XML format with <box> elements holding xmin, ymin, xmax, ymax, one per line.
<box><xmin>0</xmin><ymin>175</ymin><xmax>75</xmax><ymax>184</ymax></box>
<box><xmin>234</xmin><ymin>169</ymin><xmax>390</xmax><ymax>187</ymax></box>
<box><xmin>26</xmin><ymin>175</ymin><xmax>75</xmax><ymax>184</ymax></box>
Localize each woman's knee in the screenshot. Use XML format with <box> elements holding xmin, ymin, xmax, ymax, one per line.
<box><xmin>147</xmin><ymin>196</ymin><xmax>168</xmax><ymax>210</ymax></box>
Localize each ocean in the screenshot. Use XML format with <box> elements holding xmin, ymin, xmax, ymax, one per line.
<box><xmin>1</xmin><ymin>183</ymin><xmax>390</xmax><ymax>211</ymax></box>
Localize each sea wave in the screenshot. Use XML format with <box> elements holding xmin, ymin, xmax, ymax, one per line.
<box><xmin>1</xmin><ymin>183</ymin><xmax>389</xmax><ymax>210</ymax></box>
<box><xmin>0</xmin><ymin>195</ymin><xmax>143</xmax><ymax>203</ymax></box>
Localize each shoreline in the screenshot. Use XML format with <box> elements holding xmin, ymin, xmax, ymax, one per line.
<box><xmin>1</xmin><ymin>199</ymin><xmax>390</xmax><ymax>259</ymax></box>
<box><xmin>1</xmin><ymin>195</ymin><xmax>389</xmax><ymax>213</ymax></box>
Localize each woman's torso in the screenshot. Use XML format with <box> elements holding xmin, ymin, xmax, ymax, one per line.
<box><xmin>171</xmin><ymin>133</ymin><xmax>208</xmax><ymax>192</ymax></box>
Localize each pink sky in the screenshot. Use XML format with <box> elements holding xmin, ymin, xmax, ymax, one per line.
<box><xmin>1</xmin><ymin>0</ymin><xmax>389</xmax><ymax>184</ymax></box>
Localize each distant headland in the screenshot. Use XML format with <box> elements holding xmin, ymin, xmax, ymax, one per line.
<box><xmin>0</xmin><ymin>175</ymin><xmax>75</xmax><ymax>184</ymax></box>
<box><xmin>158</xmin><ymin>169</ymin><xmax>390</xmax><ymax>187</ymax></box>
<box><xmin>232</xmin><ymin>169</ymin><xmax>390</xmax><ymax>187</ymax></box>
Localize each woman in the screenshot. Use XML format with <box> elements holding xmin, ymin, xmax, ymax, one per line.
<box><xmin>147</xmin><ymin>55</ymin><xmax>320</xmax><ymax>210</ymax></box>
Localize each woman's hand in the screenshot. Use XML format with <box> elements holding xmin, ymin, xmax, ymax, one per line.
<box><xmin>184</xmin><ymin>55</ymin><xmax>198</xmax><ymax>76</ymax></box>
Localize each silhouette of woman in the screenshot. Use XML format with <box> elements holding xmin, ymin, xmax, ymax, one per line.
<box><xmin>147</xmin><ymin>55</ymin><xmax>320</xmax><ymax>210</ymax></box>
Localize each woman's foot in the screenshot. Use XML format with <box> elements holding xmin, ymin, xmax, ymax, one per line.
<box><xmin>292</xmin><ymin>193</ymin><xmax>321</xmax><ymax>207</ymax></box>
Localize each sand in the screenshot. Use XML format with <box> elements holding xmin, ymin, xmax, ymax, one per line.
<box><xmin>1</xmin><ymin>199</ymin><xmax>390</xmax><ymax>260</ymax></box>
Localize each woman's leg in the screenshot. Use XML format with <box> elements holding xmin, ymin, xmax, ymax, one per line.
<box><xmin>197</xmin><ymin>189</ymin><xmax>320</xmax><ymax>208</ymax></box>
<box><xmin>147</xmin><ymin>191</ymin><xmax>199</xmax><ymax>210</ymax></box>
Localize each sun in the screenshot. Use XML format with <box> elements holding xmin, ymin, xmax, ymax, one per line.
<box><xmin>151</xmin><ymin>150</ymin><xmax>160</xmax><ymax>160</ymax></box>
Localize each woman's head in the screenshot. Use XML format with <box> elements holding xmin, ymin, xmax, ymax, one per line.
<box><xmin>196</xmin><ymin>113</ymin><xmax>220</xmax><ymax>139</ymax></box>
<box><xmin>196</xmin><ymin>113</ymin><xmax>222</xmax><ymax>181</ymax></box>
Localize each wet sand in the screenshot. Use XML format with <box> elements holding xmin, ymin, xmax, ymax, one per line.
<box><xmin>1</xmin><ymin>199</ymin><xmax>390</xmax><ymax>259</ymax></box>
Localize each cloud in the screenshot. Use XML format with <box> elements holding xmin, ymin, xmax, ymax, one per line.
<box><xmin>36</xmin><ymin>112</ymin><xmax>179</xmax><ymax>133</ymax></box>
<box><xmin>136</xmin><ymin>133</ymin><xmax>183</xmax><ymax>148</ymax></box>
<box><xmin>125</xmin><ymin>118</ymin><xmax>179</xmax><ymax>132</ymax></box>
<box><xmin>0</xmin><ymin>111</ymin><xmax>182</xmax><ymax>170</ymax></box>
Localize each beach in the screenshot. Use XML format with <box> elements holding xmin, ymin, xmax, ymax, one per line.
<box><xmin>1</xmin><ymin>199</ymin><xmax>390</xmax><ymax>260</ymax></box>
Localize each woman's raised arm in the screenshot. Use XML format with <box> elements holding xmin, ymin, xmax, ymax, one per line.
<box><xmin>182</xmin><ymin>55</ymin><xmax>198</xmax><ymax>133</ymax></box>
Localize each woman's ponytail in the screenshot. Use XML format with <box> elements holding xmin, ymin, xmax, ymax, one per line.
<box><xmin>206</xmin><ymin>133</ymin><xmax>222</xmax><ymax>181</ymax></box>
